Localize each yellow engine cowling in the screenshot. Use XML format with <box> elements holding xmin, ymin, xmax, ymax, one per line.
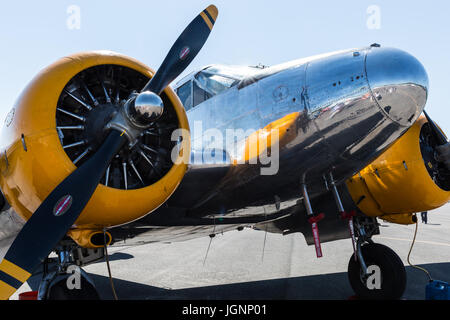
<box><xmin>0</xmin><ymin>51</ymin><xmax>190</xmax><ymax>245</ymax></box>
<box><xmin>346</xmin><ymin>115</ymin><xmax>450</xmax><ymax>224</ymax></box>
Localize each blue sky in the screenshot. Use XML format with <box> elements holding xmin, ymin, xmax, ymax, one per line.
<box><xmin>0</xmin><ymin>0</ymin><xmax>449</xmax><ymax>133</ymax></box>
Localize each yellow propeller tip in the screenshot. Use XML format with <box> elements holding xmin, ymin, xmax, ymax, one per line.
<box><xmin>205</xmin><ymin>5</ymin><xmax>218</xmax><ymax>22</ymax></box>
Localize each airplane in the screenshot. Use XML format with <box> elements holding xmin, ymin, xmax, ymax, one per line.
<box><xmin>0</xmin><ymin>4</ymin><xmax>448</xmax><ymax>300</ymax></box>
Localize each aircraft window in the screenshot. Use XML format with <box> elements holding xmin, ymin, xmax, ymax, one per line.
<box><xmin>193</xmin><ymin>80</ymin><xmax>212</xmax><ymax>107</ymax></box>
<box><xmin>176</xmin><ymin>81</ymin><xmax>192</xmax><ymax>110</ymax></box>
<box><xmin>195</xmin><ymin>72</ymin><xmax>236</xmax><ymax>96</ymax></box>
<box><xmin>175</xmin><ymin>65</ymin><xmax>261</xmax><ymax>109</ymax></box>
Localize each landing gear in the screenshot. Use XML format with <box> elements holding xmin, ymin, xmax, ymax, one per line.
<box><xmin>325</xmin><ymin>173</ymin><xmax>407</xmax><ymax>299</ymax></box>
<box><xmin>38</xmin><ymin>240</ymin><xmax>102</xmax><ymax>300</ymax></box>
<box><xmin>41</xmin><ymin>271</ymin><xmax>100</xmax><ymax>300</ymax></box>
<box><xmin>348</xmin><ymin>242</ymin><xmax>406</xmax><ymax>300</ymax></box>
<box><xmin>347</xmin><ymin>216</ymin><xmax>406</xmax><ymax>300</ymax></box>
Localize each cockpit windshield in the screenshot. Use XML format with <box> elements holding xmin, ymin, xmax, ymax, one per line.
<box><xmin>175</xmin><ymin>64</ymin><xmax>260</xmax><ymax>110</ymax></box>
<box><xmin>202</xmin><ymin>65</ymin><xmax>259</xmax><ymax>81</ymax></box>
<box><xmin>195</xmin><ymin>72</ymin><xmax>236</xmax><ymax>96</ymax></box>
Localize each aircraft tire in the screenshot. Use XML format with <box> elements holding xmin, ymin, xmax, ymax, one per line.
<box><xmin>348</xmin><ymin>243</ymin><xmax>406</xmax><ymax>300</ymax></box>
<box><xmin>47</xmin><ymin>276</ymin><xmax>100</xmax><ymax>300</ymax></box>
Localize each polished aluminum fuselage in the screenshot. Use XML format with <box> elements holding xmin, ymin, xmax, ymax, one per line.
<box><xmin>179</xmin><ymin>46</ymin><xmax>428</xmax><ymax>216</ymax></box>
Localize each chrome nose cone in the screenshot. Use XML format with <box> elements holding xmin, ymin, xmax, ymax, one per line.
<box><xmin>125</xmin><ymin>91</ymin><xmax>164</xmax><ymax>128</ymax></box>
<box><xmin>365</xmin><ymin>47</ymin><xmax>428</xmax><ymax>126</ymax></box>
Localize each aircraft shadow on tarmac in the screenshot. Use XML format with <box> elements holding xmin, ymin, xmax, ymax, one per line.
<box><xmin>103</xmin><ymin>252</ymin><xmax>134</xmax><ymax>262</ymax></box>
<box><xmin>25</xmin><ymin>262</ymin><xmax>450</xmax><ymax>300</ymax></box>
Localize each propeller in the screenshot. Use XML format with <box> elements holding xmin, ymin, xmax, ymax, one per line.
<box><xmin>142</xmin><ymin>5</ymin><xmax>218</xmax><ymax>95</ymax></box>
<box><xmin>0</xmin><ymin>4</ymin><xmax>218</xmax><ymax>300</ymax></box>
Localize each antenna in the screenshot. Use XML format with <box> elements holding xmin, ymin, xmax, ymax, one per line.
<box><xmin>261</xmin><ymin>206</ymin><xmax>269</xmax><ymax>263</ymax></box>
<box><xmin>203</xmin><ymin>217</ymin><xmax>216</xmax><ymax>266</ymax></box>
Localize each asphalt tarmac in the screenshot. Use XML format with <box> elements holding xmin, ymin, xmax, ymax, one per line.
<box><xmin>11</xmin><ymin>202</ymin><xmax>450</xmax><ymax>300</ymax></box>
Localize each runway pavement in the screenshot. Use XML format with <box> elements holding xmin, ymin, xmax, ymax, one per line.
<box><xmin>11</xmin><ymin>202</ymin><xmax>450</xmax><ymax>300</ymax></box>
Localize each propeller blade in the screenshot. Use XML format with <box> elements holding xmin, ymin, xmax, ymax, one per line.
<box><xmin>142</xmin><ymin>5</ymin><xmax>218</xmax><ymax>95</ymax></box>
<box><xmin>0</xmin><ymin>130</ymin><xmax>126</xmax><ymax>299</ymax></box>
<box><xmin>423</xmin><ymin>110</ymin><xmax>448</xmax><ymax>145</ymax></box>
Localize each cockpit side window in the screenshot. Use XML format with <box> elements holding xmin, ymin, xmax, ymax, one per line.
<box><xmin>188</xmin><ymin>72</ymin><xmax>237</xmax><ymax>108</ymax></box>
<box><xmin>176</xmin><ymin>81</ymin><xmax>192</xmax><ymax>111</ymax></box>
<box><xmin>193</xmin><ymin>80</ymin><xmax>212</xmax><ymax>107</ymax></box>
<box><xmin>175</xmin><ymin>65</ymin><xmax>253</xmax><ymax>110</ymax></box>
